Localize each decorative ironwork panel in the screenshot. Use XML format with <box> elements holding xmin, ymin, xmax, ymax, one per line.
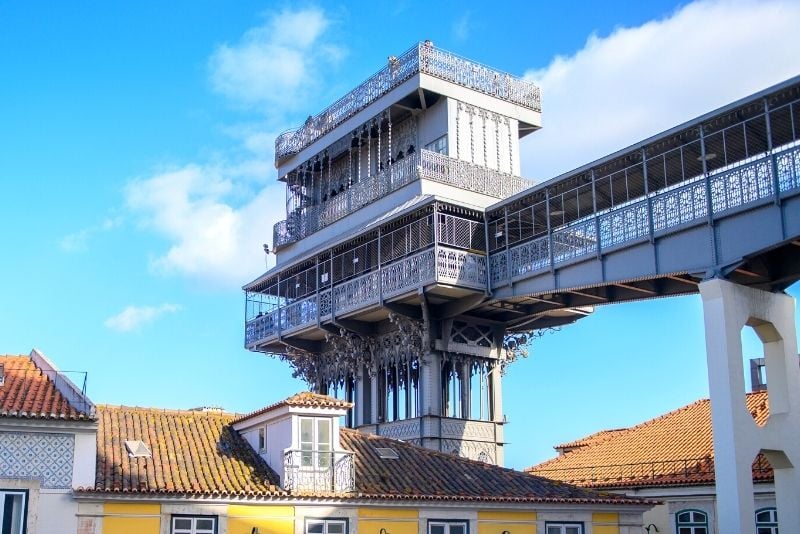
<box><xmin>508</xmin><ymin>235</ymin><xmax>549</xmax><ymax>277</ymax></box>
<box><xmin>381</xmin><ymin>248</ymin><xmax>436</xmax><ymax>298</ymax></box>
<box><xmin>275</xmin><ymin>43</ymin><xmax>540</xmax><ymax>162</ymax></box>
<box><xmin>419</xmin><ymin>150</ymin><xmax>533</xmax><ymax>199</ymax></box>
<box><xmin>489</xmin><ymin>250</ymin><xmax>508</xmax><ymax>286</ymax></box>
<box><xmin>283</xmin><ymin>450</ymin><xmax>354</xmax><ymax>493</ymax></box>
<box><xmin>776</xmin><ymin>145</ymin><xmax>800</xmax><ymax>193</ymax></box>
<box><xmin>435</xmin><ymin>247</ymin><xmax>487</xmax><ymax>289</ymax></box>
<box><xmin>332</xmin><ymin>271</ymin><xmax>380</xmax><ymax>315</ymax></box>
<box><xmin>377</xmin><ymin>419</ymin><xmax>421</xmax><ymax>441</ymax></box>
<box><xmin>0</xmin><ymin>432</ymin><xmax>74</xmax><ymax>489</ymax></box>
<box><xmin>597</xmin><ymin>202</ymin><xmax>649</xmax><ymax>250</ymax></box>
<box><xmin>319</xmin><ymin>289</ymin><xmax>332</xmax><ymax>320</ymax></box>
<box><xmin>437</xmin><ymin>213</ymin><xmax>485</xmax><ymax>251</ymax></box>
<box><xmin>651</xmin><ymin>181</ymin><xmax>707</xmax><ymax>232</ymax></box>
<box><xmin>282</xmin><ymin>295</ymin><xmax>318</xmax><ymax>334</ymax></box>
<box><xmin>552</xmin><ymin>220</ymin><xmax>597</xmax><ymax>262</ymax></box>
<box><xmin>245</xmin><ymin>312</ymin><xmax>278</xmax><ymax>346</ymax></box>
<box><xmin>709</xmin><ymin>158</ymin><xmax>773</xmax><ymax>214</ymax></box>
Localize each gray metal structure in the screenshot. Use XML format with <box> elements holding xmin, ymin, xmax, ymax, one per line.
<box><xmin>243</xmin><ymin>42</ymin><xmax>800</xmax><ymax>471</ymax></box>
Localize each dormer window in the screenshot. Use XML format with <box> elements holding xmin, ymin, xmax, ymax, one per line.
<box><xmin>300</xmin><ymin>417</ymin><xmax>332</xmax><ymax>468</ymax></box>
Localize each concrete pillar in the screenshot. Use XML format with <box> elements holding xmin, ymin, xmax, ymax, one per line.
<box><xmin>461</xmin><ymin>361</ymin><xmax>472</xmax><ymax>419</ymax></box>
<box><xmin>370</xmin><ymin>369</ymin><xmax>379</xmax><ymax>424</ymax></box>
<box><xmin>699</xmin><ymin>279</ymin><xmax>800</xmax><ymax>533</ymax></box>
<box><xmin>354</xmin><ymin>367</ymin><xmax>365</xmax><ymax>427</ymax></box>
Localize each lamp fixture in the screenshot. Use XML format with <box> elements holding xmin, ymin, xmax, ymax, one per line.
<box><xmin>550</xmin><ymin>209</ymin><xmax>565</xmax><ymax>216</ymax></box>
<box><xmin>495</xmin><ymin>231</ymin><xmax>504</xmax><ymax>238</ymax></box>
<box><xmin>697</xmin><ymin>152</ymin><xmax>717</xmax><ymax>162</ymax></box>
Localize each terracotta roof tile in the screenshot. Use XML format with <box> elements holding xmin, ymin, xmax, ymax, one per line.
<box><xmin>0</xmin><ymin>355</ymin><xmax>93</xmax><ymax>421</ymax></box>
<box><xmin>85</xmin><ymin>402</ymin><xmax>648</xmax><ymax>505</ymax></box>
<box><xmin>232</xmin><ymin>392</ymin><xmax>352</xmax><ymax>425</ymax></box>
<box><xmin>526</xmin><ymin>391</ymin><xmax>772</xmax><ymax>488</ymax></box>
<box><xmin>90</xmin><ymin>405</ymin><xmax>282</xmax><ymax>495</ymax></box>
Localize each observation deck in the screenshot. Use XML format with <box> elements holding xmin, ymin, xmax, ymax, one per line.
<box><xmin>274</xmin><ymin>42</ymin><xmax>541</xmax><ymax>165</ymax></box>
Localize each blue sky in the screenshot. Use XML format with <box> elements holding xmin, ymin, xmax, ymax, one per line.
<box><xmin>1</xmin><ymin>0</ymin><xmax>799</xmax><ymax>469</ymax></box>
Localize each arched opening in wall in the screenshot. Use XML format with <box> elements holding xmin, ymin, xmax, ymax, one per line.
<box><xmin>740</xmin><ymin>325</ymin><xmax>769</xmax><ymax>427</ymax></box>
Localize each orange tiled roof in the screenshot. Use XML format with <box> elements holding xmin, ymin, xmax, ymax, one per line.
<box><xmin>526</xmin><ymin>391</ymin><xmax>772</xmax><ymax>488</ymax></box>
<box><xmin>232</xmin><ymin>391</ymin><xmax>353</xmax><ymax>425</ymax></box>
<box><xmin>0</xmin><ymin>355</ymin><xmax>93</xmax><ymax>421</ymax></box>
<box><xmin>85</xmin><ymin>403</ymin><xmax>647</xmax><ymax>505</ymax></box>
<box><xmin>90</xmin><ymin>405</ymin><xmax>282</xmax><ymax>495</ymax></box>
<box><xmin>554</xmin><ymin>429</ymin><xmax>626</xmax><ymax>453</ymax></box>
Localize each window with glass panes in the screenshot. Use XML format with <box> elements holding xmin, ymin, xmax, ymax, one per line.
<box><xmin>172</xmin><ymin>516</ymin><xmax>216</xmax><ymax>534</ymax></box>
<box><xmin>428</xmin><ymin>520</ymin><xmax>467</xmax><ymax>534</ymax></box>
<box><xmin>675</xmin><ymin>510</ymin><xmax>708</xmax><ymax>534</ymax></box>
<box><xmin>258</xmin><ymin>426</ymin><xmax>266</xmax><ymax>452</ymax></box>
<box><xmin>545</xmin><ymin>523</ymin><xmax>583</xmax><ymax>534</ymax></box>
<box><xmin>0</xmin><ymin>490</ymin><xmax>27</xmax><ymax>534</ymax></box>
<box><xmin>306</xmin><ymin>519</ymin><xmax>346</xmax><ymax>534</ymax></box>
<box><xmin>756</xmin><ymin>508</ymin><xmax>778</xmax><ymax>534</ymax></box>
<box><xmin>425</xmin><ymin>135</ymin><xmax>447</xmax><ymax>155</ymax></box>
<box><xmin>300</xmin><ymin>417</ymin><xmax>332</xmax><ymax>468</ymax></box>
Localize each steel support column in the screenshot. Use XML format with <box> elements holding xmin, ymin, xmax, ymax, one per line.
<box><xmin>699</xmin><ymin>279</ymin><xmax>800</xmax><ymax>533</ymax></box>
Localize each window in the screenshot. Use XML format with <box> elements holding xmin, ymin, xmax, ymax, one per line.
<box><xmin>676</xmin><ymin>510</ymin><xmax>708</xmax><ymax>534</ymax></box>
<box><xmin>172</xmin><ymin>516</ymin><xmax>216</xmax><ymax>534</ymax></box>
<box><xmin>258</xmin><ymin>426</ymin><xmax>266</xmax><ymax>452</ymax></box>
<box><xmin>0</xmin><ymin>490</ymin><xmax>27</xmax><ymax>534</ymax></box>
<box><xmin>545</xmin><ymin>523</ymin><xmax>583</xmax><ymax>534</ymax></box>
<box><xmin>756</xmin><ymin>507</ymin><xmax>778</xmax><ymax>534</ymax></box>
<box><xmin>429</xmin><ymin>520</ymin><xmax>468</xmax><ymax>534</ymax></box>
<box><xmin>306</xmin><ymin>519</ymin><xmax>347</xmax><ymax>534</ymax></box>
<box><xmin>300</xmin><ymin>417</ymin><xmax>332</xmax><ymax>468</ymax></box>
<box><xmin>425</xmin><ymin>135</ymin><xmax>448</xmax><ymax>155</ymax></box>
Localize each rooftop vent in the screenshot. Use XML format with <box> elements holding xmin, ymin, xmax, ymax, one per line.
<box><xmin>375</xmin><ymin>447</ymin><xmax>399</xmax><ymax>459</ymax></box>
<box><xmin>124</xmin><ymin>440</ymin><xmax>152</xmax><ymax>458</ymax></box>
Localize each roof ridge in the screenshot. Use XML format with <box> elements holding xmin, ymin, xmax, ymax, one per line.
<box><xmin>97</xmin><ymin>404</ymin><xmax>236</xmax><ymax>417</ymax></box>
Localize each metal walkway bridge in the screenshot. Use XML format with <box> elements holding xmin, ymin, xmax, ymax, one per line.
<box><xmin>481</xmin><ymin>76</ymin><xmax>800</xmax><ymax>324</ymax></box>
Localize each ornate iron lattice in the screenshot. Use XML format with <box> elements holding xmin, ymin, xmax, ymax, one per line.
<box><xmin>275</xmin><ymin>42</ymin><xmax>541</xmax><ymax>162</ymax></box>
<box><xmin>283</xmin><ymin>450</ymin><xmax>355</xmax><ymax>493</ymax></box>
<box><xmin>450</xmin><ymin>321</ymin><xmax>493</xmax><ymax>347</ymax></box>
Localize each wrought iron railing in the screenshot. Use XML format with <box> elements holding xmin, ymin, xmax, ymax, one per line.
<box><xmin>529</xmin><ymin>454</ymin><xmax>773</xmax><ymax>486</ymax></box>
<box><xmin>283</xmin><ymin>449</ymin><xmax>355</xmax><ymax>493</ymax></box>
<box><xmin>275</xmin><ymin>42</ymin><xmax>541</xmax><ymax>162</ymax></box>
<box><xmin>274</xmin><ymin>150</ymin><xmax>534</xmax><ymax>248</ymax></box>
<box><xmin>490</xmin><ymin>144</ymin><xmax>800</xmax><ymax>285</ymax></box>
<box><xmin>419</xmin><ymin>150</ymin><xmax>533</xmax><ymax>198</ymax></box>
<box><xmin>245</xmin><ymin>246</ymin><xmax>485</xmax><ymax>347</ymax></box>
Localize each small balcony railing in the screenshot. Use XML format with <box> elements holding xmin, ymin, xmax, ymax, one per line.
<box><xmin>283</xmin><ymin>449</ymin><xmax>355</xmax><ymax>493</ymax></box>
<box><xmin>274</xmin><ymin>149</ymin><xmax>534</xmax><ymax>248</ymax></box>
<box><xmin>275</xmin><ymin>42</ymin><xmax>541</xmax><ymax>162</ymax></box>
<box><xmin>245</xmin><ymin>245</ymin><xmax>486</xmax><ymax>348</ymax></box>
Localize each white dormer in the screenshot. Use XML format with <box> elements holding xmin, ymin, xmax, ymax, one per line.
<box><xmin>232</xmin><ymin>392</ymin><xmax>354</xmax><ymax>492</ymax></box>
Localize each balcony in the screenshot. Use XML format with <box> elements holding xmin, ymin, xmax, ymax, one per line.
<box><xmin>274</xmin><ymin>149</ymin><xmax>534</xmax><ymax>248</ymax></box>
<box><xmin>245</xmin><ymin>245</ymin><xmax>486</xmax><ymax>348</ymax></box>
<box><xmin>275</xmin><ymin>42</ymin><xmax>541</xmax><ymax>163</ymax></box>
<box><xmin>283</xmin><ymin>449</ymin><xmax>355</xmax><ymax>493</ymax></box>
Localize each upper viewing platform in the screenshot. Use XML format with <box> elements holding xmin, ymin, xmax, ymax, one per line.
<box><xmin>274</xmin><ymin>41</ymin><xmax>542</xmax><ymax>166</ymax></box>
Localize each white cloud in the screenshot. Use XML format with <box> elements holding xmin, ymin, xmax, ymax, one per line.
<box><xmin>125</xmin><ymin>7</ymin><xmax>342</xmax><ymax>288</ymax></box>
<box><xmin>208</xmin><ymin>7</ymin><xmax>342</xmax><ymax>110</ymax></box>
<box><xmin>126</xmin><ymin>161</ymin><xmax>283</xmax><ymax>287</ymax></box>
<box><xmin>452</xmin><ymin>12</ymin><xmax>472</xmax><ymax>42</ymax></box>
<box><xmin>521</xmin><ymin>0</ymin><xmax>800</xmax><ymax>181</ymax></box>
<box><xmin>105</xmin><ymin>303</ymin><xmax>181</xmax><ymax>332</ymax></box>
<box><xmin>60</xmin><ymin>217</ymin><xmax>122</xmax><ymax>252</ymax></box>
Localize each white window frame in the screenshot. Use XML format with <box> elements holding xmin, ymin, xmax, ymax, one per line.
<box><xmin>0</xmin><ymin>490</ymin><xmax>27</xmax><ymax>534</ymax></box>
<box><xmin>305</xmin><ymin>518</ymin><xmax>347</xmax><ymax>534</ymax></box>
<box><xmin>258</xmin><ymin>426</ymin><xmax>266</xmax><ymax>452</ymax></box>
<box><xmin>428</xmin><ymin>520</ymin><xmax>469</xmax><ymax>534</ymax></box>
<box><xmin>171</xmin><ymin>515</ymin><xmax>216</xmax><ymax>534</ymax></box>
<box><xmin>545</xmin><ymin>523</ymin><xmax>584</xmax><ymax>534</ymax></box>
<box><xmin>755</xmin><ymin>507</ymin><xmax>778</xmax><ymax>534</ymax></box>
<box><xmin>425</xmin><ymin>135</ymin><xmax>448</xmax><ymax>155</ymax></box>
<box><xmin>675</xmin><ymin>509</ymin><xmax>708</xmax><ymax>534</ymax></box>
<box><xmin>299</xmin><ymin>417</ymin><xmax>332</xmax><ymax>469</ymax></box>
